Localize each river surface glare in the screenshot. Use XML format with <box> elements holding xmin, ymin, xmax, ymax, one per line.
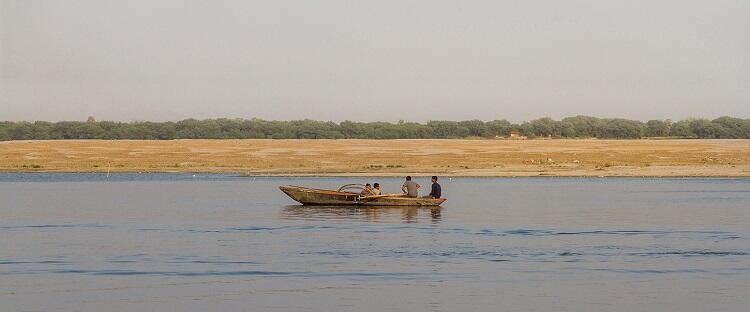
<box><xmin>1</xmin><ymin>174</ymin><xmax>749</xmax><ymax>311</ymax></box>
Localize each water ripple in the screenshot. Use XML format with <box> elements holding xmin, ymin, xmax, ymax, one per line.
<box><xmin>24</xmin><ymin>269</ymin><xmax>451</xmax><ymax>280</ymax></box>
<box><xmin>0</xmin><ymin>223</ymin><xmax>107</xmax><ymax>230</ymax></box>
<box><xmin>471</xmin><ymin>228</ymin><xmax>745</xmax><ymax>239</ymax></box>
<box><xmin>586</xmin><ymin>268</ymin><xmax>709</xmax><ymax>274</ymax></box>
<box><xmin>301</xmin><ymin>246</ymin><xmax>750</xmax><ymax>262</ymax></box>
<box><xmin>626</xmin><ymin>250</ymin><xmax>749</xmax><ymax>257</ymax></box>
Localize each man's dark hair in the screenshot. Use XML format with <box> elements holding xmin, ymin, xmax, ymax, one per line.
<box><xmin>373</xmin><ymin>183</ymin><xmax>380</xmax><ymax>188</ymax></box>
<box><xmin>432</xmin><ymin>176</ymin><xmax>438</xmax><ymax>181</ymax></box>
<box><xmin>406</xmin><ymin>176</ymin><xmax>412</xmax><ymax>181</ymax></box>
<box><xmin>365</xmin><ymin>183</ymin><xmax>371</xmax><ymax>187</ymax></box>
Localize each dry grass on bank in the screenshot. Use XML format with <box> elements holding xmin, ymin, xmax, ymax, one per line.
<box><xmin>0</xmin><ymin>139</ymin><xmax>749</xmax><ymax>177</ymax></box>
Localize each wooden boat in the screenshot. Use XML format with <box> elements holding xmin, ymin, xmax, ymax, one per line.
<box><xmin>279</xmin><ymin>184</ymin><xmax>446</xmax><ymax>206</ymax></box>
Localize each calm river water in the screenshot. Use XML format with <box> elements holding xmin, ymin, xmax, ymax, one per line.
<box><xmin>1</xmin><ymin>174</ymin><xmax>749</xmax><ymax>311</ymax></box>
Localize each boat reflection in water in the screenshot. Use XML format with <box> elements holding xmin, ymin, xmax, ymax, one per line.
<box><xmin>281</xmin><ymin>205</ymin><xmax>442</xmax><ymax>223</ymax></box>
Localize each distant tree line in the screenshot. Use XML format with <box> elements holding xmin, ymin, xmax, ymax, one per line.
<box><xmin>1</xmin><ymin>116</ymin><xmax>749</xmax><ymax>140</ymax></box>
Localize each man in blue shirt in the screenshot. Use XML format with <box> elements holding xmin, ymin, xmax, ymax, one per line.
<box><xmin>426</xmin><ymin>176</ymin><xmax>441</xmax><ymax>199</ymax></box>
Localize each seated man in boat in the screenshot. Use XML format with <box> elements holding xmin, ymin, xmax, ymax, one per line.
<box><xmin>423</xmin><ymin>176</ymin><xmax>441</xmax><ymax>198</ymax></box>
<box><xmin>401</xmin><ymin>176</ymin><xmax>420</xmax><ymax>197</ymax></box>
<box><xmin>360</xmin><ymin>183</ymin><xmax>374</xmax><ymax>195</ymax></box>
<box><xmin>371</xmin><ymin>183</ymin><xmax>382</xmax><ymax>195</ymax></box>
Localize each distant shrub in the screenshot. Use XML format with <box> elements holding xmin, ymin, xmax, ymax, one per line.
<box><xmin>0</xmin><ymin>116</ymin><xmax>748</xmax><ymax>140</ymax></box>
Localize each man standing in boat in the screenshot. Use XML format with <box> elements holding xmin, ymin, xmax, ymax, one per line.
<box><xmin>401</xmin><ymin>176</ymin><xmax>420</xmax><ymax>197</ymax></box>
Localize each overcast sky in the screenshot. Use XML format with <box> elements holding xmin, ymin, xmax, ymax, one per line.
<box><xmin>1</xmin><ymin>0</ymin><xmax>748</xmax><ymax>122</ymax></box>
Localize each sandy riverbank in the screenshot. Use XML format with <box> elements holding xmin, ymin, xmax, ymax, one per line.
<box><xmin>0</xmin><ymin>139</ymin><xmax>748</xmax><ymax>177</ymax></box>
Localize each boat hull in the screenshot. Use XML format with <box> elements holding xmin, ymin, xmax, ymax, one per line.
<box><xmin>279</xmin><ymin>185</ymin><xmax>446</xmax><ymax>206</ymax></box>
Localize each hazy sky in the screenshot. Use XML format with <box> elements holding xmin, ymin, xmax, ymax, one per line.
<box><xmin>1</xmin><ymin>0</ymin><xmax>749</xmax><ymax>122</ymax></box>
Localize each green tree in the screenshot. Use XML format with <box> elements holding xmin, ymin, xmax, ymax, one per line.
<box><xmin>1</xmin><ymin>116</ymin><xmax>748</xmax><ymax>141</ymax></box>
<box><xmin>524</xmin><ymin>117</ymin><xmax>563</xmax><ymax>137</ymax></box>
<box><xmin>561</xmin><ymin>116</ymin><xmax>603</xmax><ymax>138</ymax></box>
<box><xmin>485</xmin><ymin>120</ymin><xmax>513</xmax><ymax>137</ymax></box>
<box><xmin>645</xmin><ymin>120</ymin><xmax>671</xmax><ymax>137</ymax></box>
<box><xmin>670</xmin><ymin>119</ymin><xmax>695</xmax><ymax>138</ymax></box>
